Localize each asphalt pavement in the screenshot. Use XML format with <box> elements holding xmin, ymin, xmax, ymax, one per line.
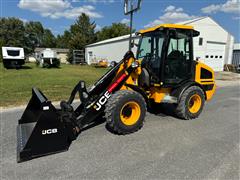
<box><xmin>1</xmin><ymin>85</ymin><xmax>239</xmax><ymax>180</ymax></box>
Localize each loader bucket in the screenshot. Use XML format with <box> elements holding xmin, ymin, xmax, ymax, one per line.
<box><xmin>17</xmin><ymin>88</ymin><xmax>72</xmax><ymax>163</ymax></box>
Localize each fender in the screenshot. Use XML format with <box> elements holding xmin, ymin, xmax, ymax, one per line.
<box><xmin>170</xmin><ymin>81</ymin><xmax>206</xmax><ymax>103</ymax></box>
<box><xmin>125</xmin><ymin>84</ymin><xmax>149</xmax><ymax>104</ymax></box>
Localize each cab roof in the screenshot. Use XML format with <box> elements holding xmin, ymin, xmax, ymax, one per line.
<box><xmin>138</xmin><ymin>24</ymin><xmax>194</xmax><ymax>34</ymax></box>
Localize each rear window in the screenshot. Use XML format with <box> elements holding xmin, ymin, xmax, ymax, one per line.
<box><xmin>7</xmin><ymin>50</ymin><xmax>20</xmax><ymax>56</ymax></box>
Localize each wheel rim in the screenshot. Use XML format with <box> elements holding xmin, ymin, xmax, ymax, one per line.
<box><xmin>120</xmin><ymin>101</ymin><xmax>141</xmax><ymax>126</ymax></box>
<box><xmin>188</xmin><ymin>94</ymin><xmax>202</xmax><ymax>114</ymax></box>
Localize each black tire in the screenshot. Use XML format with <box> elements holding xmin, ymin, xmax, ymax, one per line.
<box><xmin>105</xmin><ymin>90</ymin><xmax>146</xmax><ymax>135</ymax></box>
<box><xmin>175</xmin><ymin>86</ymin><xmax>205</xmax><ymax>120</ymax></box>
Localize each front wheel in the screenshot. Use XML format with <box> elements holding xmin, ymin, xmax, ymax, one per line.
<box><xmin>175</xmin><ymin>86</ymin><xmax>205</xmax><ymax>120</ymax></box>
<box><xmin>105</xmin><ymin>90</ymin><xmax>146</xmax><ymax>135</ymax></box>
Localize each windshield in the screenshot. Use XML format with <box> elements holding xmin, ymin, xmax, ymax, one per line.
<box><xmin>137</xmin><ymin>31</ymin><xmax>165</xmax><ymax>59</ymax></box>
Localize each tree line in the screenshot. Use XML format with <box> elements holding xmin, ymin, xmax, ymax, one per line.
<box><xmin>0</xmin><ymin>13</ymin><xmax>131</xmax><ymax>62</ymax></box>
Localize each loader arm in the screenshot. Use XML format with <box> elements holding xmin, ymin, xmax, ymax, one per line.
<box><xmin>17</xmin><ymin>51</ymin><xmax>139</xmax><ymax>162</ymax></box>
<box><xmin>74</xmin><ymin>51</ymin><xmax>139</xmax><ymax>127</ymax></box>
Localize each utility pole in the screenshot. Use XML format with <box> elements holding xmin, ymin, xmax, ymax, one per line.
<box><xmin>124</xmin><ymin>0</ymin><xmax>142</xmax><ymax>51</ymax></box>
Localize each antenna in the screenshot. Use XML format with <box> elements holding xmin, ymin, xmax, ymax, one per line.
<box><xmin>124</xmin><ymin>0</ymin><xmax>142</xmax><ymax>51</ymax></box>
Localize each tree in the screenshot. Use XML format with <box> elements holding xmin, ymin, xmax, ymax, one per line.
<box><xmin>0</xmin><ymin>17</ymin><xmax>25</xmax><ymax>61</ymax></box>
<box><xmin>67</xmin><ymin>13</ymin><xmax>97</xmax><ymax>63</ymax></box>
<box><xmin>0</xmin><ymin>17</ymin><xmax>25</xmax><ymax>47</ymax></box>
<box><xmin>56</xmin><ymin>30</ymin><xmax>71</xmax><ymax>49</ymax></box>
<box><xmin>0</xmin><ymin>18</ymin><xmax>57</xmax><ymax>57</ymax></box>
<box><xmin>97</xmin><ymin>23</ymin><xmax>131</xmax><ymax>41</ymax></box>
<box><xmin>42</xmin><ymin>29</ymin><xmax>56</xmax><ymax>48</ymax></box>
<box><xmin>24</xmin><ymin>21</ymin><xmax>44</xmax><ymax>53</ymax></box>
<box><xmin>0</xmin><ymin>38</ymin><xmax>5</xmax><ymax>62</ymax></box>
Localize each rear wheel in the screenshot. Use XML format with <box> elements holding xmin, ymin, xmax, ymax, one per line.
<box><xmin>175</xmin><ymin>86</ymin><xmax>205</xmax><ymax>120</ymax></box>
<box><xmin>105</xmin><ymin>90</ymin><xmax>146</xmax><ymax>134</ymax></box>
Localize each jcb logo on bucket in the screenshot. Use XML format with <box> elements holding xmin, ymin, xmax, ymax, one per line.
<box><xmin>42</xmin><ymin>128</ymin><xmax>58</xmax><ymax>135</ymax></box>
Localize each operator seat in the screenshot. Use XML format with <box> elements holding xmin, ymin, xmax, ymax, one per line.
<box><xmin>165</xmin><ymin>50</ymin><xmax>184</xmax><ymax>79</ymax></box>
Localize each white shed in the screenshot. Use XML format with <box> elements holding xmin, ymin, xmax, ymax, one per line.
<box><xmin>85</xmin><ymin>17</ymin><xmax>234</xmax><ymax>71</ymax></box>
<box><xmin>85</xmin><ymin>34</ymin><xmax>139</xmax><ymax>65</ymax></box>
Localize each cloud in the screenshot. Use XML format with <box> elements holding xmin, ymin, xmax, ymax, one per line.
<box><xmin>144</xmin><ymin>5</ymin><xmax>197</xmax><ymax>28</ymax></box>
<box><xmin>121</xmin><ymin>18</ymin><xmax>130</xmax><ymax>24</ymax></box>
<box><xmin>201</xmin><ymin>0</ymin><xmax>240</xmax><ymax>14</ymax></box>
<box><xmin>18</xmin><ymin>0</ymin><xmax>103</xmax><ymax>19</ymax></box>
<box><xmin>50</xmin><ymin>5</ymin><xmax>103</xmax><ymax>19</ymax></box>
<box><xmin>18</xmin><ymin>0</ymin><xmax>71</xmax><ymax>14</ymax></box>
<box><xmin>72</xmin><ymin>0</ymin><xmax>114</xmax><ymax>3</ymax></box>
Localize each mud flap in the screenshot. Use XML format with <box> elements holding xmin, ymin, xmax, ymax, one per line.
<box><xmin>17</xmin><ymin>88</ymin><xmax>72</xmax><ymax>163</ymax></box>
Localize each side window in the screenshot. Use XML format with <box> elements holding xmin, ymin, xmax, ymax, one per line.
<box><xmin>138</xmin><ymin>37</ymin><xmax>151</xmax><ymax>58</ymax></box>
<box><xmin>157</xmin><ymin>37</ymin><xmax>164</xmax><ymax>58</ymax></box>
<box><xmin>167</xmin><ymin>32</ymin><xmax>190</xmax><ymax>61</ymax></box>
<box><xmin>168</xmin><ymin>39</ymin><xmax>177</xmax><ymax>55</ymax></box>
<box><xmin>165</xmin><ymin>31</ymin><xmax>192</xmax><ymax>82</ymax></box>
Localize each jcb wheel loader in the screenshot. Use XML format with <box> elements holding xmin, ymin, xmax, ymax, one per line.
<box><xmin>17</xmin><ymin>23</ymin><xmax>216</xmax><ymax>162</ymax></box>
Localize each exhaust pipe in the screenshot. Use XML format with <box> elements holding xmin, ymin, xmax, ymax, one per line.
<box><xmin>17</xmin><ymin>88</ymin><xmax>77</xmax><ymax>163</ymax></box>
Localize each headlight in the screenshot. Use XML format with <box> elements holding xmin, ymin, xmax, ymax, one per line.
<box><xmin>131</xmin><ymin>61</ymin><xmax>139</xmax><ymax>68</ymax></box>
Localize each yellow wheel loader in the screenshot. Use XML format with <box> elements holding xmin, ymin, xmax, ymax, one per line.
<box><xmin>17</xmin><ymin>0</ymin><xmax>216</xmax><ymax>162</ymax></box>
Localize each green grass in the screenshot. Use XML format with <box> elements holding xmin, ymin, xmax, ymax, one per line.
<box><xmin>0</xmin><ymin>63</ymin><xmax>108</xmax><ymax>107</ymax></box>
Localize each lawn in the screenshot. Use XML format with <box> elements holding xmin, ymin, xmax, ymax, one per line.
<box><xmin>0</xmin><ymin>63</ymin><xmax>108</xmax><ymax>107</ymax></box>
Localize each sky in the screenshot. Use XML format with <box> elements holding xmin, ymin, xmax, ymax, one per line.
<box><xmin>1</xmin><ymin>0</ymin><xmax>240</xmax><ymax>42</ymax></box>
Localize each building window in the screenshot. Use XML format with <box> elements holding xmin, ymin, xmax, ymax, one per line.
<box><xmin>219</xmin><ymin>56</ymin><xmax>223</xmax><ymax>59</ymax></box>
<box><xmin>205</xmin><ymin>55</ymin><xmax>209</xmax><ymax>58</ymax></box>
<box><xmin>210</xmin><ymin>55</ymin><xmax>214</xmax><ymax>58</ymax></box>
<box><xmin>215</xmin><ymin>56</ymin><xmax>218</xmax><ymax>58</ymax></box>
<box><xmin>199</xmin><ymin>38</ymin><xmax>203</xmax><ymax>46</ymax></box>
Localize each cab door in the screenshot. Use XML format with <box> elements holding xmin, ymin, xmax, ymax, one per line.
<box><xmin>162</xmin><ymin>29</ymin><xmax>194</xmax><ymax>86</ymax></box>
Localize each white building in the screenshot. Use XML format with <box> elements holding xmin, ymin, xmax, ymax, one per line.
<box><xmin>85</xmin><ymin>17</ymin><xmax>234</xmax><ymax>71</ymax></box>
<box><xmin>178</xmin><ymin>17</ymin><xmax>234</xmax><ymax>71</ymax></box>
<box><xmin>85</xmin><ymin>34</ymin><xmax>139</xmax><ymax>65</ymax></box>
<box><xmin>232</xmin><ymin>43</ymin><xmax>240</xmax><ymax>66</ymax></box>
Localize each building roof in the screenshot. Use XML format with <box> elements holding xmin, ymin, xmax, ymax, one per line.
<box><xmin>86</xmin><ymin>16</ymin><xmax>231</xmax><ymax>48</ymax></box>
<box><xmin>176</xmin><ymin>17</ymin><xmax>208</xmax><ymax>25</ymax></box>
<box><xmin>86</xmin><ymin>33</ymin><xmax>137</xmax><ymax>48</ymax></box>
<box><xmin>178</xmin><ymin>16</ymin><xmax>232</xmax><ymax>36</ymax></box>
<box><xmin>138</xmin><ymin>17</ymin><xmax>209</xmax><ymax>34</ymax></box>
<box><xmin>35</xmin><ymin>48</ymin><xmax>69</xmax><ymax>53</ymax></box>
<box><xmin>138</xmin><ymin>24</ymin><xmax>194</xmax><ymax>34</ymax></box>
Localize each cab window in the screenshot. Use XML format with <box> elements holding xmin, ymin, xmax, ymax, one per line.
<box><xmin>164</xmin><ymin>30</ymin><xmax>192</xmax><ymax>84</ymax></box>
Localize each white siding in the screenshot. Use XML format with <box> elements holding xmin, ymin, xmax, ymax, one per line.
<box><xmin>86</xmin><ymin>37</ymin><xmax>139</xmax><ymax>64</ymax></box>
<box><xmin>185</xmin><ymin>17</ymin><xmax>234</xmax><ymax>71</ymax></box>
<box><xmin>204</xmin><ymin>43</ymin><xmax>225</xmax><ymax>71</ymax></box>
<box><xmin>225</xmin><ymin>34</ymin><xmax>234</xmax><ymax>64</ymax></box>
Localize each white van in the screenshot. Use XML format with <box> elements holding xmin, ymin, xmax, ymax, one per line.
<box><xmin>2</xmin><ymin>47</ymin><xmax>25</xmax><ymax>69</ymax></box>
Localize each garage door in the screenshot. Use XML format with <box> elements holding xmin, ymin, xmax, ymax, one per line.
<box><xmin>204</xmin><ymin>42</ymin><xmax>225</xmax><ymax>71</ymax></box>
